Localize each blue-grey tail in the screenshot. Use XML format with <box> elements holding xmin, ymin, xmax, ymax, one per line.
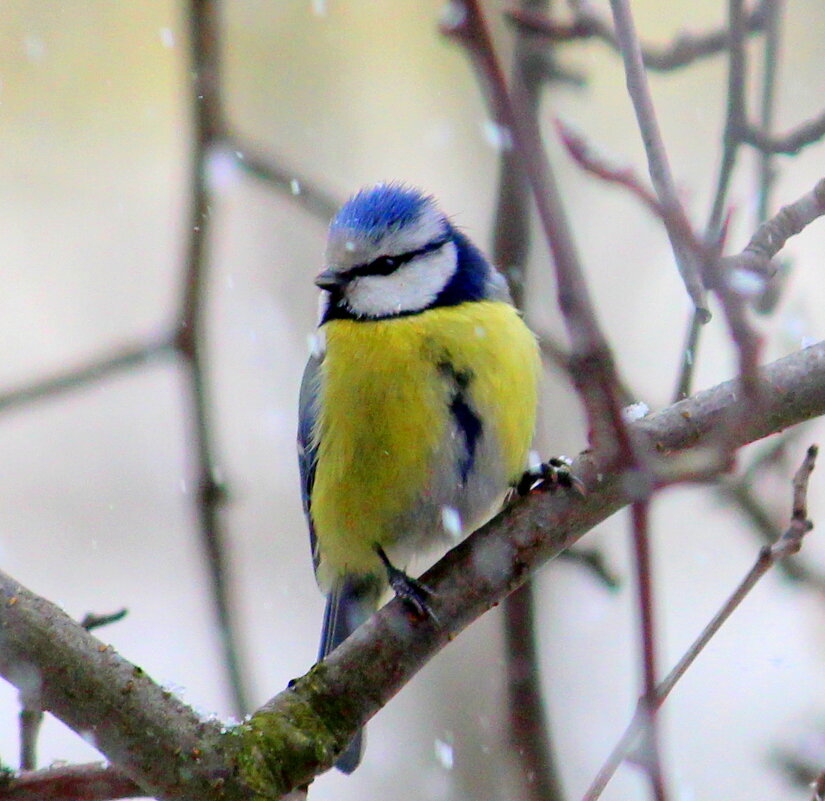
<box><xmin>319</xmin><ymin>576</ymin><xmax>381</xmax><ymax>774</ymax></box>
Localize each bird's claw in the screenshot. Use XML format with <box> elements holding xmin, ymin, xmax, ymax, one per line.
<box><xmin>517</xmin><ymin>457</ymin><xmax>586</xmax><ymax>497</ymax></box>
<box><xmin>375</xmin><ymin>546</ymin><xmax>438</xmax><ymax>622</ymax></box>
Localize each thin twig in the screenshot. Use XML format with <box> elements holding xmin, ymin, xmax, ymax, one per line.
<box><xmin>0</xmin><ymin>339</ymin><xmax>173</xmax><ymax>414</ymax></box>
<box><xmin>720</xmin><ymin>430</ymin><xmax>825</xmax><ymax>593</ymax></box>
<box><xmin>555</xmin><ymin>119</ymin><xmax>711</xmax><ymax>262</ymax></box>
<box><xmin>222</xmin><ymin>133</ymin><xmax>340</xmax><ymax>221</ymax></box>
<box><xmin>708</xmin><ymin>0</ymin><xmax>749</xmax><ymax>237</ymax></box>
<box><xmin>628</xmin><ymin>500</ymin><xmax>668</xmax><ymax>800</ymax></box>
<box><xmin>80</xmin><ymin>609</ymin><xmax>128</xmax><ymax>632</ymax></box>
<box><xmin>756</xmin><ymin>0</ymin><xmax>782</xmax><ymax>224</ymax></box>
<box><xmin>560</xmin><ymin>122</ymin><xmax>825</xmax><ymax>413</ymax></box>
<box><xmin>673</xmin><ymin>309</ymin><xmax>703</xmax><ymax>402</ymax></box>
<box><xmin>742</xmin><ymin>110</ymin><xmax>825</xmax><ymax>155</ymax></box>
<box><xmin>494</xmin><ymin>1</ymin><xmax>567</xmax><ymax>797</ymax></box>
<box><xmin>0</xmin><ymin>764</ymin><xmax>141</xmax><ymax>801</ymax></box>
<box><xmin>503</xmin><ymin>585</ymin><xmax>567</xmax><ymax>801</ymax></box>
<box><xmin>718</xmin><ymin>177</ymin><xmax>825</xmax><ymax>278</ymax></box>
<box><xmin>443</xmin><ymin>0</ymin><xmax>635</xmax><ymax>464</ymax></box>
<box><xmin>607</xmin><ymin>0</ymin><xmax>707</xmax><ymax>319</ymax></box>
<box><xmin>583</xmin><ymin>445</ymin><xmax>818</xmax><ymax>800</ymax></box>
<box><xmin>506</xmin><ymin>2</ymin><xmax>767</xmax><ymax>71</ymax></box>
<box><xmin>675</xmin><ymin>0</ymin><xmax>752</xmax><ymax>402</ymax></box>
<box><xmin>181</xmin><ymin>0</ymin><xmax>250</xmax><ymax>716</ymax></box>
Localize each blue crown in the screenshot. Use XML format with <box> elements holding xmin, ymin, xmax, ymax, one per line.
<box><xmin>330</xmin><ymin>184</ymin><xmax>432</xmax><ymax>242</ymax></box>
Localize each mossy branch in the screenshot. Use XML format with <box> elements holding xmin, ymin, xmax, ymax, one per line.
<box><xmin>1</xmin><ymin>342</ymin><xmax>825</xmax><ymax>800</ymax></box>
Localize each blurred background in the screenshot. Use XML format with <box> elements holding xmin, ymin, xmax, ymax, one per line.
<box><xmin>1</xmin><ymin>1</ymin><xmax>825</xmax><ymax>799</ymax></box>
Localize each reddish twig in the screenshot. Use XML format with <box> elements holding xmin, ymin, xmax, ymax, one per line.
<box><xmin>583</xmin><ymin>444</ymin><xmax>818</xmax><ymax>800</ymax></box>
<box><xmin>506</xmin><ymin>2</ymin><xmax>767</xmax><ymax>71</ymax></box>
<box><xmin>628</xmin><ymin>499</ymin><xmax>668</xmax><ymax>800</ymax></box>
<box><xmin>442</xmin><ymin>0</ymin><xmax>634</xmax><ymax>465</ymax></box>
<box><xmin>560</xmin><ymin>116</ymin><xmax>825</xmax><ymax>417</ymax></box>
<box><xmin>493</xmin><ymin>2</ymin><xmax>567</xmax><ymax>797</ymax></box>
<box><xmin>0</xmin><ymin>764</ymin><xmax>141</xmax><ymax>801</ymax></box>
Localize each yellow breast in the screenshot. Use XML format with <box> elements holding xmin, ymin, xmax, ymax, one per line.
<box><xmin>310</xmin><ymin>301</ymin><xmax>539</xmax><ymax>587</ymax></box>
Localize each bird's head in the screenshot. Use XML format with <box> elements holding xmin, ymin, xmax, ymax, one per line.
<box><xmin>317</xmin><ymin>184</ymin><xmax>506</xmax><ymax>321</ymax></box>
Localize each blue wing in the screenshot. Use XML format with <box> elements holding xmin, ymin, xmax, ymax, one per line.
<box><xmin>297</xmin><ymin>353</ymin><xmax>322</xmax><ymax>571</ymax></box>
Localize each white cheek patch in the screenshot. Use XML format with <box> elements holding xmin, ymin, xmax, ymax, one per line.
<box><xmin>346</xmin><ymin>240</ymin><xmax>458</xmax><ymax>318</ymax></box>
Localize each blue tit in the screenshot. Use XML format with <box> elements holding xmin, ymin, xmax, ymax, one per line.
<box><xmin>297</xmin><ymin>183</ymin><xmax>540</xmax><ymax>773</ymax></box>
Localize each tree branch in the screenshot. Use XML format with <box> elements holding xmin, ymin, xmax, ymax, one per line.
<box><xmin>1</xmin><ymin>343</ymin><xmax>824</xmax><ymax>799</ymax></box>
<box><xmin>583</xmin><ymin>443</ymin><xmax>818</xmax><ymax>800</ymax></box>
<box><xmin>0</xmin><ymin>339</ymin><xmax>173</xmax><ymax>414</ymax></box>
<box><xmin>741</xmin><ymin>109</ymin><xmax>825</xmax><ymax>155</ymax></box>
<box><xmin>179</xmin><ymin>0</ymin><xmax>250</xmax><ymax>716</ymax></box>
<box><xmin>0</xmin><ymin>764</ymin><xmax>142</xmax><ymax>801</ymax></box>
<box><xmin>608</xmin><ymin>0</ymin><xmax>707</xmax><ymax>320</ymax></box>
<box><xmin>506</xmin><ymin>2</ymin><xmax>767</xmax><ymax>72</ymax></box>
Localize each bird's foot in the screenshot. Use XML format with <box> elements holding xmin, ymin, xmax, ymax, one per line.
<box><xmin>375</xmin><ymin>546</ymin><xmax>437</xmax><ymax>622</ymax></box>
<box><xmin>517</xmin><ymin>457</ymin><xmax>586</xmax><ymax>497</ymax></box>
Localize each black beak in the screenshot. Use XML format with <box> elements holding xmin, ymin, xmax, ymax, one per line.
<box><xmin>315</xmin><ymin>269</ymin><xmax>345</xmax><ymax>291</ymax></box>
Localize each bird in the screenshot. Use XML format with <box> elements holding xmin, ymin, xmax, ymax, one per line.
<box><xmin>297</xmin><ymin>183</ymin><xmax>554</xmax><ymax>773</ymax></box>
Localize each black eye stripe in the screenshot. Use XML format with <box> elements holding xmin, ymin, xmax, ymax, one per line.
<box><xmin>345</xmin><ymin>233</ymin><xmax>451</xmax><ymax>280</ymax></box>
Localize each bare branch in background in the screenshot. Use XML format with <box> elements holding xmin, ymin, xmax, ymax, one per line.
<box><xmin>607</xmin><ymin>0</ymin><xmax>707</xmax><ymax>320</ymax></box>
<box><xmin>0</xmin><ymin>339</ymin><xmax>173</xmax><ymax>414</ymax></box>
<box><xmin>676</xmin><ymin>0</ymin><xmax>751</xmax><ymax>401</ymax></box>
<box><xmin>443</xmin><ymin>0</ymin><xmax>635</xmax><ymax>464</ymax></box>
<box><xmin>223</xmin><ymin>134</ymin><xmax>341</xmax><ymax>221</ymax></box>
<box><xmin>583</xmin><ymin>444</ymin><xmax>818</xmax><ymax>800</ymax></box>
<box><xmin>756</xmin><ymin>0</ymin><xmax>782</xmax><ymax>224</ymax></box>
<box><xmin>627</xmin><ymin>498</ymin><xmax>668</xmax><ymax>801</ymax></box>
<box><xmin>0</xmin><ymin>0</ymin><xmax>350</xmax><ymax>719</ymax></box>
<box><xmin>506</xmin><ymin>1</ymin><xmax>767</xmax><ymax>71</ymax></box>
<box><xmin>560</xmin><ymin>104</ymin><xmax>825</xmax><ymax>413</ymax></box>
<box><xmin>718</xmin><ymin>177</ymin><xmax>825</xmax><ymax>278</ymax></box>
<box><xmin>490</xmin><ymin>0</ymin><xmax>566</xmax><ymax>797</ymax></box>
<box><xmin>17</xmin><ymin>707</ymin><xmax>41</xmax><ymax>773</ymax></box>
<box><xmin>178</xmin><ymin>0</ymin><xmax>250</xmax><ymax>717</ymax></box>
<box><xmin>555</xmin><ymin>120</ymin><xmax>709</xmax><ymax>258</ymax></box>
<box><xmin>742</xmin><ymin>110</ymin><xmax>825</xmax><ymax>155</ymax></box>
